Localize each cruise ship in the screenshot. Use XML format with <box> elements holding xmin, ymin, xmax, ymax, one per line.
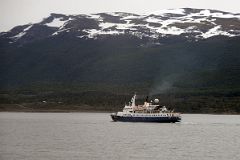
<box><xmin>110</xmin><ymin>94</ymin><xmax>181</xmax><ymax>123</ymax></box>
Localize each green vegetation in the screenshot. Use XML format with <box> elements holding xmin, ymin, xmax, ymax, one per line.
<box><xmin>1</xmin><ymin>34</ymin><xmax>240</xmax><ymax>113</ymax></box>
<box><xmin>1</xmin><ymin>83</ymin><xmax>240</xmax><ymax>113</ymax></box>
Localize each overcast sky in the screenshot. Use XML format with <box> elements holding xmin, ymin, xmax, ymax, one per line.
<box><xmin>1</xmin><ymin>0</ymin><xmax>240</xmax><ymax>32</ymax></box>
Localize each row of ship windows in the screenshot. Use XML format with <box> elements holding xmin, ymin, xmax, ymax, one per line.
<box><xmin>123</xmin><ymin>114</ymin><xmax>172</xmax><ymax>117</ymax></box>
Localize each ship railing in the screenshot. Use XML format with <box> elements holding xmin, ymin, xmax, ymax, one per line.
<box><xmin>132</xmin><ymin>113</ymin><xmax>179</xmax><ymax>117</ymax></box>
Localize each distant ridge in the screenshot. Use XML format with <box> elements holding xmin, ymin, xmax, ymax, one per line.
<box><xmin>1</xmin><ymin>8</ymin><xmax>240</xmax><ymax>45</ymax></box>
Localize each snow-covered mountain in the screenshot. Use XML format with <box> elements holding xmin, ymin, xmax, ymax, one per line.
<box><xmin>1</xmin><ymin>8</ymin><xmax>240</xmax><ymax>91</ymax></box>
<box><xmin>2</xmin><ymin>8</ymin><xmax>240</xmax><ymax>113</ymax></box>
<box><xmin>1</xmin><ymin>8</ymin><xmax>240</xmax><ymax>44</ymax></box>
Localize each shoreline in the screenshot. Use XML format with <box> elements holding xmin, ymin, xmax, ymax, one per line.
<box><xmin>0</xmin><ymin>110</ymin><xmax>112</xmax><ymax>113</ymax></box>
<box><xmin>0</xmin><ymin>110</ymin><xmax>239</xmax><ymax>115</ymax></box>
<box><xmin>0</xmin><ymin>104</ymin><xmax>239</xmax><ymax>115</ymax></box>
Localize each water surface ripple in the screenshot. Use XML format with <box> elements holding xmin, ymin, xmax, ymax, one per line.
<box><xmin>0</xmin><ymin>113</ymin><xmax>240</xmax><ymax>160</ymax></box>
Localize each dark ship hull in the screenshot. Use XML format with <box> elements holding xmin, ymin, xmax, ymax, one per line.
<box><xmin>111</xmin><ymin>115</ymin><xmax>181</xmax><ymax>123</ymax></box>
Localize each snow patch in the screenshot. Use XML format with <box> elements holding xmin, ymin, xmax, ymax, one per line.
<box><xmin>99</xmin><ymin>22</ymin><xmax>137</xmax><ymax>30</ymax></box>
<box><xmin>145</xmin><ymin>17</ymin><xmax>162</xmax><ymax>23</ymax></box>
<box><xmin>58</xmin><ymin>18</ymin><xmax>73</xmax><ymax>30</ymax></box>
<box><xmin>10</xmin><ymin>25</ymin><xmax>32</xmax><ymax>40</ymax></box>
<box><xmin>12</xmin><ymin>32</ymin><xmax>26</xmax><ymax>39</ymax></box>
<box><xmin>83</xmin><ymin>29</ymin><xmax>124</xmax><ymax>38</ymax></box>
<box><xmin>156</xmin><ymin>26</ymin><xmax>185</xmax><ymax>35</ymax></box>
<box><xmin>161</xmin><ymin>19</ymin><xmax>181</xmax><ymax>27</ymax></box>
<box><xmin>45</xmin><ymin>18</ymin><xmax>67</xmax><ymax>28</ymax></box>
<box><xmin>201</xmin><ymin>26</ymin><xmax>235</xmax><ymax>38</ymax></box>
<box><xmin>211</xmin><ymin>12</ymin><xmax>240</xmax><ymax>19</ymax></box>
<box><xmin>124</xmin><ymin>20</ymin><xmax>132</xmax><ymax>24</ymax></box>
<box><xmin>115</xmin><ymin>23</ymin><xmax>136</xmax><ymax>30</ymax></box>
<box><xmin>149</xmin><ymin>9</ymin><xmax>186</xmax><ymax>15</ymax></box>
<box><xmin>23</xmin><ymin>25</ymin><xmax>32</xmax><ymax>32</ymax></box>
<box><xmin>184</xmin><ymin>10</ymin><xmax>240</xmax><ymax>19</ymax></box>
<box><xmin>52</xmin><ymin>28</ymin><xmax>70</xmax><ymax>36</ymax></box>
<box><xmin>199</xmin><ymin>10</ymin><xmax>211</xmax><ymax>16</ymax></box>
<box><xmin>99</xmin><ymin>22</ymin><xmax>116</xmax><ymax>29</ymax></box>
<box><xmin>88</xmin><ymin>14</ymin><xmax>102</xmax><ymax>19</ymax></box>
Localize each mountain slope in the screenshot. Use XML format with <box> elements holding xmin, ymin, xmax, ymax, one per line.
<box><xmin>1</xmin><ymin>8</ymin><xmax>240</xmax><ymax>95</ymax></box>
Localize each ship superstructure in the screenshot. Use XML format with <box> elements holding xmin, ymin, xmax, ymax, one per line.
<box><xmin>111</xmin><ymin>94</ymin><xmax>181</xmax><ymax>122</ymax></box>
